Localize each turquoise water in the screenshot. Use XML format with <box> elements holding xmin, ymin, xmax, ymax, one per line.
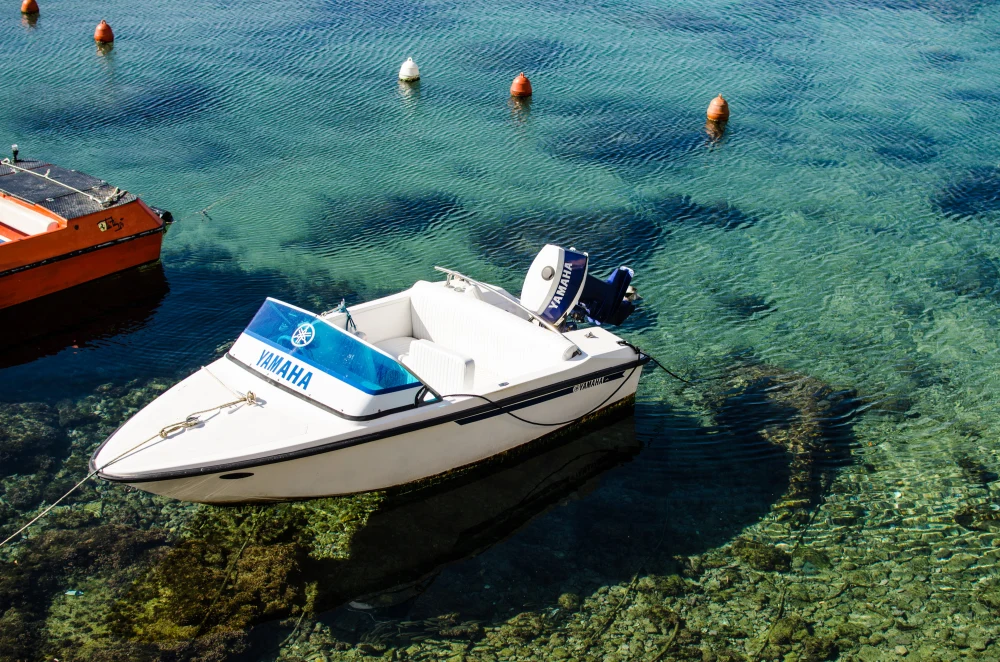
<box><xmin>2</xmin><ymin>0</ymin><xmax>1000</xmax><ymax>659</ymax></box>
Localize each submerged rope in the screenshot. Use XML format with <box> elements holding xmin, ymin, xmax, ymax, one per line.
<box><xmin>0</xmin><ymin>386</ymin><xmax>256</xmax><ymax>550</ymax></box>
<box><xmin>616</xmin><ymin>340</ymin><xmax>694</xmax><ymax>385</ymax></box>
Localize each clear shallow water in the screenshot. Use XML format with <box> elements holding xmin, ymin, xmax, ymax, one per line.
<box><xmin>2</xmin><ymin>0</ymin><xmax>1000</xmax><ymax>659</ymax></box>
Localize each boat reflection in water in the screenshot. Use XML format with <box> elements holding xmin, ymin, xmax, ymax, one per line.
<box><xmin>338</xmin><ymin>401</ymin><xmax>641</xmax><ymax>610</ymax></box>
<box><xmin>0</xmin><ymin>261</ymin><xmax>169</xmax><ymax>369</ymax></box>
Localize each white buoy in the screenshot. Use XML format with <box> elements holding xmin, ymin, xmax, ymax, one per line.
<box><xmin>399</xmin><ymin>57</ymin><xmax>420</xmax><ymax>82</ymax></box>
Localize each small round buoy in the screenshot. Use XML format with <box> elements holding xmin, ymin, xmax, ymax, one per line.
<box><xmin>510</xmin><ymin>72</ymin><xmax>532</xmax><ymax>98</ymax></box>
<box><xmin>707</xmin><ymin>94</ymin><xmax>729</xmax><ymax>122</ymax></box>
<box><xmin>20</xmin><ymin>0</ymin><xmax>38</xmax><ymax>14</ymax></box>
<box><xmin>398</xmin><ymin>57</ymin><xmax>420</xmax><ymax>82</ymax></box>
<box><xmin>94</xmin><ymin>20</ymin><xmax>114</xmax><ymax>43</ymax></box>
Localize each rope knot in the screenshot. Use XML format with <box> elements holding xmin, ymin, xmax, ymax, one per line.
<box><xmin>159</xmin><ymin>414</ymin><xmax>202</xmax><ymax>438</ymax></box>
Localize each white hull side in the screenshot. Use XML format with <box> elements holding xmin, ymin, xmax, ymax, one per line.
<box><xmin>126</xmin><ymin>367</ymin><xmax>643</xmax><ymax>503</ymax></box>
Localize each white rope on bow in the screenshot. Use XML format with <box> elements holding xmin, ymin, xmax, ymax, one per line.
<box><xmin>0</xmin><ymin>389</ymin><xmax>257</xmax><ymax>550</ymax></box>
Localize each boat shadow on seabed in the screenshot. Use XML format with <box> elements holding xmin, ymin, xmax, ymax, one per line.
<box><xmin>1</xmin><ymin>353</ymin><xmax>855</xmax><ymax>661</ymax></box>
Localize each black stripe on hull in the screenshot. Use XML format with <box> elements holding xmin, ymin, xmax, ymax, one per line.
<box><xmin>0</xmin><ymin>225</ymin><xmax>164</xmax><ymax>279</ymax></box>
<box><xmin>93</xmin><ymin>356</ymin><xmax>648</xmax><ymax>483</ymax></box>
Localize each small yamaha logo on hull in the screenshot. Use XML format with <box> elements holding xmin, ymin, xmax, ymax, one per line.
<box><xmin>573</xmin><ymin>376</ymin><xmax>607</xmax><ymax>392</ymax></box>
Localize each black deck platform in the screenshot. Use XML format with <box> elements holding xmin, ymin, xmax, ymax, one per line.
<box><xmin>0</xmin><ymin>160</ymin><xmax>137</xmax><ymax>220</ymax></box>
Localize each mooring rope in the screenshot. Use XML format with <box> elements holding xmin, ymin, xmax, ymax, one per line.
<box><xmin>0</xmin><ymin>388</ymin><xmax>256</xmax><ymax>550</ymax></box>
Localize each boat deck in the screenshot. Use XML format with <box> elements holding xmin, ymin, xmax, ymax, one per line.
<box><xmin>0</xmin><ymin>159</ymin><xmax>137</xmax><ymax>221</ymax></box>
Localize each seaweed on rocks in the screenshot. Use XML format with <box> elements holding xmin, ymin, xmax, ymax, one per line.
<box><xmin>0</xmin><ymin>402</ymin><xmax>64</xmax><ymax>477</ymax></box>
<box><xmin>106</xmin><ymin>499</ymin><xmax>372</xmax><ymax>648</ymax></box>
<box><xmin>870</xmin><ymin>124</ymin><xmax>939</xmax><ymax>164</ymax></box>
<box><xmin>934</xmin><ymin>166</ymin><xmax>1000</xmax><ymax>219</ymax></box>
<box><xmin>544</xmin><ymin>101</ymin><xmax>704</xmax><ymax>171</ymax></box>
<box><xmin>463</xmin><ymin>37</ymin><xmax>569</xmax><ymax>72</ymax></box>
<box><xmin>715</xmin><ymin>291</ymin><xmax>775</xmax><ymax>321</ymax></box>
<box><xmin>651</xmin><ymin>195</ymin><xmax>759</xmax><ymax>232</ymax></box>
<box><xmin>13</xmin><ymin>81</ymin><xmax>219</xmax><ymax>138</ymax></box>
<box><xmin>930</xmin><ymin>250</ymin><xmax>1000</xmax><ymax>302</ymax></box>
<box><xmin>731</xmin><ymin>539</ymin><xmax>791</xmax><ymax>572</ymax></box>
<box><xmin>472</xmin><ymin>194</ymin><xmax>759</xmax><ymax>275</ymax></box>
<box><xmin>285</xmin><ymin>192</ymin><xmax>463</xmax><ymax>254</ymax></box>
<box><xmin>471</xmin><ymin>205</ymin><xmax>664</xmax><ymax>272</ymax></box>
<box><xmin>0</xmin><ymin>523</ymin><xmax>166</xmax><ymax>662</ymax></box>
<box><xmin>919</xmin><ymin>49</ymin><xmax>967</xmax><ymax>67</ymax></box>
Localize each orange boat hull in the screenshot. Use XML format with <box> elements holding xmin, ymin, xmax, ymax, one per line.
<box><xmin>0</xmin><ymin>230</ymin><xmax>164</xmax><ymax>310</ymax></box>
<box><xmin>0</xmin><ymin>159</ymin><xmax>168</xmax><ymax>310</ymax></box>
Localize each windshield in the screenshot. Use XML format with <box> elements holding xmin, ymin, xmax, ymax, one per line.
<box><xmin>243</xmin><ymin>299</ymin><xmax>421</xmax><ymax>395</ymax></box>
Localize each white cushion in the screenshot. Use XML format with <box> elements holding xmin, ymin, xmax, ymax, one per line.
<box><xmin>401</xmin><ymin>339</ymin><xmax>475</xmax><ymax>393</ymax></box>
<box><xmin>0</xmin><ymin>196</ymin><xmax>60</xmax><ymax>235</ymax></box>
<box><xmin>348</xmin><ymin>294</ymin><xmax>413</xmax><ymax>344</ymax></box>
<box><xmin>408</xmin><ymin>281</ymin><xmax>579</xmax><ymax>379</ymax></box>
<box><xmin>374</xmin><ymin>335</ymin><xmax>417</xmax><ymax>359</ymax></box>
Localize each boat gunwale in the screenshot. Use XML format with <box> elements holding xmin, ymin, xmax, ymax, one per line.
<box><xmin>0</xmin><ymin>223</ymin><xmax>165</xmax><ymax>278</ymax></box>
<box><xmin>91</xmin><ymin>354</ymin><xmax>649</xmax><ymax>483</ymax></box>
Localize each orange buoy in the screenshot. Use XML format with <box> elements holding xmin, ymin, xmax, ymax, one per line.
<box><xmin>94</xmin><ymin>20</ymin><xmax>114</xmax><ymax>43</ymax></box>
<box><xmin>510</xmin><ymin>72</ymin><xmax>532</xmax><ymax>98</ymax></box>
<box><xmin>20</xmin><ymin>0</ymin><xmax>38</xmax><ymax>14</ymax></box>
<box><xmin>707</xmin><ymin>94</ymin><xmax>730</xmax><ymax>122</ymax></box>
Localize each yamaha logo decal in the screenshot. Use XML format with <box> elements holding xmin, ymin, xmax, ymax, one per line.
<box><xmin>291</xmin><ymin>323</ymin><xmax>315</xmax><ymax>348</ymax></box>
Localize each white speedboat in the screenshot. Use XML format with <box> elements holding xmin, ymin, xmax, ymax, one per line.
<box><xmin>91</xmin><ymin>245</ymin><xmax>649</xmax><ymax>503</ymax></box>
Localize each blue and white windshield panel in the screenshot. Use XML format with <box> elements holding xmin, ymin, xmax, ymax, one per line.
<box><xmin>229</xmin><ymin>298</ymin><xmax>424</xmax><ymax>418</ymax></box>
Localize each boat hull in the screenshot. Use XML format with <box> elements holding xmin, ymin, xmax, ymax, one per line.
<box><xmin>0</xmin><ymin>229</ymin><xmax>163</xmax><ymax>309</ymax></box>
<box><xmin>118</xmin><ymin>367</ymin><xmax>644</xmax><ymax>503</ymax></box>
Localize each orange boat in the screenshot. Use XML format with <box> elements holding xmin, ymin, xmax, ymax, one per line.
<box><xmin>0</xmin><ymin>151</ymin><xmax>170</xmax><ymax>310</ymax></box>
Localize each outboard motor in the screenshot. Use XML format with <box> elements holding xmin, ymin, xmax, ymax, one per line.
<box><xmin>521</xmin><ymin>244</ymin><xmax>636</xmax><ymax>327</ymax></box>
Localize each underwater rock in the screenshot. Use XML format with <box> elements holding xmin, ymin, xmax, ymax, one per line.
<box><xmin>731</xmin><ymin>539</ymin><xmax>791</xmax><ymax>572</ymax></box>
<box><xmin>706</xmin><ymin>356</ymin><xmax>859</xmax><ymax>526</ymax></box>
<box><xmin>953</xmin><ymin>503</ymin><xmax>1000</xmax><ymax>532</ymax></box>
<box><xmin>975</xmin><ymin>577</ymin><xmax>1000</xmax><ymax>613</ymax></box>
<box><xmin>934</xmin><ymin>166</ymin><xmax>1000</xmax><ymax>219</ymax></box>
<box><xmin>957</xmin><ymin>455</ymin><xmax>998</xmax><ymax>486</ymax></box>
<box><xmin>0</xmin><ymin>402</ymin><xmax>62</xmax><ymax>477</ymax></box>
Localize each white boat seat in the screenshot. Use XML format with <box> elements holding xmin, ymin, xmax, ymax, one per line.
<box><xmin>408</xmin><ymin>281</ymin><xmax>579</xmax><ymax>378</ymax></box>
<box><xmin>401</xmin><ymin>339</ymin><xmax>475</xmax><ymax>394</ymax></box>
<box><xmin>374</xmin><ymin>335</ymin><xmax>417</xmax><ymax>360</ymax></box>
